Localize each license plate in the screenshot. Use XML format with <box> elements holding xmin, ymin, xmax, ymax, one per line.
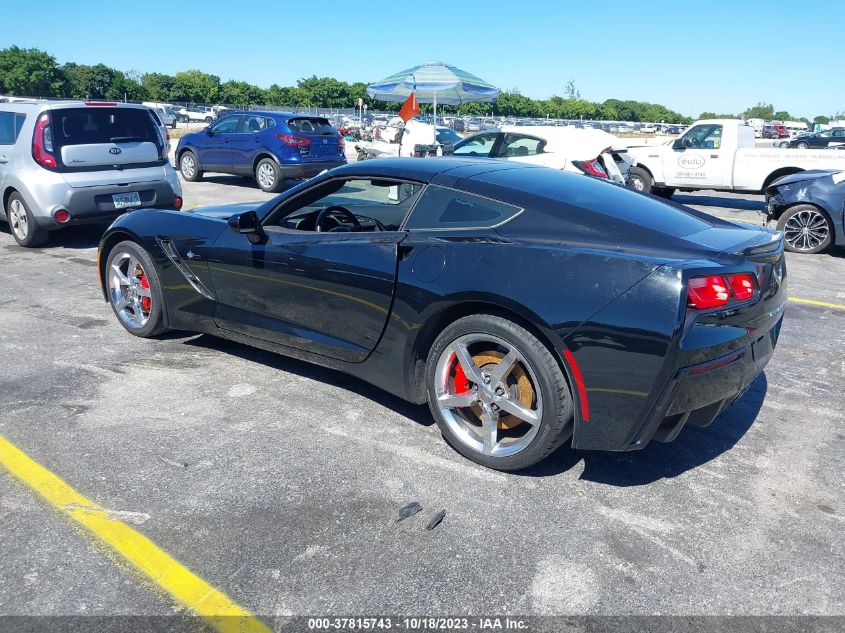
<box><xmin>112</xmin><ymin>192</ymin><xmax>141</xmax><ymax>209</ymax></box>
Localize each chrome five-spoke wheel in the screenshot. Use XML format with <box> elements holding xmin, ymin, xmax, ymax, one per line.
<box><xmin>108</xmin><ymin>251</ymin><xmax>153</xmax><ymax>330</ymax></box>
<box><xmin>434</xmin><ymin>333</ymin><xmax>543</xmax><ymax>458</ymax></box>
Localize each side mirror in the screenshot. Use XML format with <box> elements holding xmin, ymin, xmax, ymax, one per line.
<box><xmin>672</xmin><ymin>138</ymin><xmax>686</xmax><ymax>150</ymax></box>
<box><xmin>204</xmin><ymin>127</ymin><xmax>214</xmax><ymax>135</ymax></box>
<box><xmin>228</xmin><ymin>210</ymin><xmax>266</xmax><ymax>244</ymax></box>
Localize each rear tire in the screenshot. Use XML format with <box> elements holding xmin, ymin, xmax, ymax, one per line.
<box><xmin>796</xmin><ymin>141</ymin><xmax>809</xmax><ymax>150</ymax></box>
<box><xmin>205</xmin><ymin>116</ymin><xmax>213</xmax><ymax>124</ymax></box>
<box><xmin>105</xmin><ymin>240</ymin><xmax>168</xmax><ymax>337</ymax></box>
<box><xmin>6</xmin><ymin>192</ymin><xmax>48</xmax><ymax>248</ymax></box>
<box><xmin>628</xmin><ymin>166</ymin><xmax>653</xmax><ymax>193</ymax></box>
<box><xmin>777</xmin><ymin>204</ymin><xmax>833</xmax><ymax>254</ymax></box>
<box><xmin>179</xmin><ymin>151</ymin><xmax>202</xmax><ymax>182</ymax></box>
<box><xmin>425</xmin><ymin>314</ymin><xmax>573</xmax><ymax>471</ymax></box>
<box><xmin>255</xmin><ymin>158</ymin><xmax>284</xmax><ymax>193</ymax></box>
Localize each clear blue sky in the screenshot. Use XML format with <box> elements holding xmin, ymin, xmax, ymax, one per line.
<box><xmin>2</xmin><ymin>0</ymin><xmax>843</xmax><ymax>119</ymax></box>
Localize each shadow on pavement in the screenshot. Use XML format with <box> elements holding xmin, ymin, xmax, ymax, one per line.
<box><xmin>0</xmin><ymin>222</ymin><xmax>106</xmax><ymax>251</ymax></box>
<box><xmin>182</xmin><ymin>333</ymin><xmax>434</xmax><ymax>427</ymax></box>
<box><xmin>181</xmin><ymin>332</ymin><xmax>768</xmax><ymax>483</ymax></box>
<box><xmin>522</xmin><ymin>372</ymin><xmax>768</xmax><ymax>484</ymax></box>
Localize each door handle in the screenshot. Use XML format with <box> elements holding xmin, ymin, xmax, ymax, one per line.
<box><xmin>0</xmin><ymin>156</ymin><xmax>9</xmax><ymax>164</ymax></box>
<box><xmin>710</xmin><ymin>154</ymin><xmax>718</xmax><ymax>158</ymax></box>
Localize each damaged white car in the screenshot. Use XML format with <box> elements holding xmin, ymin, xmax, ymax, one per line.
<box><xmin>355</xmin><ymin>119</ymin><xmax>463</xmax><ymax>160</ymax></box>
<box><xmin>451</xmin><ymin>126</ymin><xmax>636</xmax><ymax>186</ymax></box>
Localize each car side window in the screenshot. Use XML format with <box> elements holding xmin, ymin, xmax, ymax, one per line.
<box><xmin>0</xmin><ymin>112</ymin><xmax>25</xmax><ymax>144</ymax></box>
<box><xmin>267</xmin><ymin>178</ymin><xmax>424</xmax><ymax>232</ymax></box>
<box><xmin>497</xmin><ymin>134</ymin><xmax>545</xmax><ymax>157</ymax></box>
<box><xmin>242</xmin><ymin>115</ymin><xmax>268</xmax><ymax>134</ymax></box>
<box><xmin>210</xmin><ymin>115</ymin><xmax>239</xmax><ymax>134</ymax></box>
<box><xmin>404</xmin><ymin>185</ymin><xmax>522</xmax><ymax>230</ymax></box>
<box><xmin>680</xmin><ymin>124</ymin><xmax>722</xmax><ymax>149</ymax></box>
<box><xmin>453</xmin><ymin>133</ymin><xmax>498</xmax><ymax>157</ymax></box>
<box><xmin>834</xmin><ymin>130</ymin><xmax>845</xmax><ymax>137</ymax></box>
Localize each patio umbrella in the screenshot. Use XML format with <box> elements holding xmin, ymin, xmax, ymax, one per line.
<box><xmin>367</xmin><ymin>61</ymin><xmax>500</xmax><ymax>141</ymax></box>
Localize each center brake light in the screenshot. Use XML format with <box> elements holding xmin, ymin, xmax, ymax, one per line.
<box><xmin>687</xmin><ymin>273</ymin><xmax>757</xmax><ymax>310</ymax></box>
<box><xmin>33</xmin><ymin>113</ymin><xmax>56</xmax><ymax>168</ymax></box>
<box><xmin>277</xmin><ymin>133</ymin><xmax>311</xmax><ymax>146</ymax></box>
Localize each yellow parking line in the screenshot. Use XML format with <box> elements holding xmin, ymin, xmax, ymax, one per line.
<box><xmin>789</xmin><ymin>297</ymin><xmax>845</xmax><ymax>311</ymax></box>
<box><xmin>0</xmin><ymin>435</ymin><xmax>270</xmax><ymax>633</ymax></box>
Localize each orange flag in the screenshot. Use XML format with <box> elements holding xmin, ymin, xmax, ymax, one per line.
<box><xmin>398</xmin><ymin>92</ymin><xmax>420</xmax><ymax>122</ymax></box>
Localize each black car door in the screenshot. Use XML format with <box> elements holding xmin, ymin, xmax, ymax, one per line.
<box><xmin>207</xmin><ymin>177</ymin><xmax>423</xmax><ymax>363</ymax></box>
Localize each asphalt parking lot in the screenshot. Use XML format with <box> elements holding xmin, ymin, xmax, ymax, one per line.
<box><xmin>1</xmin><ymin>165</ymin><xmax>844</xmax><ymax>630</ymax></box>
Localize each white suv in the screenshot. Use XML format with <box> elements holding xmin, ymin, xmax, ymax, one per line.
<box><xmin>0</xmin><ymin>100</ymin><xmax>182</xmax><ymax>247</ymax></box>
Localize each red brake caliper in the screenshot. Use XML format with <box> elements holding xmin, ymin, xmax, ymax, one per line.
<box><xmin>139</xmin><ymin>275</ymin><xmax>151</xmax><ymax>314</ymax></box>
<box><xmin>452</xmin><ymin>354</ymin><xmax>470</xmax><ymax>394</ymax></box>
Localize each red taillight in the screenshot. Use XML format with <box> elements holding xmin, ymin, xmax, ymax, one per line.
<box><xmin>54</xmin><ymin>209</ymin><xmax>70</xmax><ymax>223</ymax></box>
<box><xmin>573</xmin><ymin>158</ymin><xmax>608</xmax><ymax>178</ymax></box>
<box><xmin>728</xmin><ymin>273</ymin><xmax>754</xmax><ymax>301</ymax></box>
<box><xmin>173</xmin><ymin>196</ymin><xmax>183</xmax><ymax>210</ymax></box>
<box><xmin>277</xmin><ymin>133</ymin><xmax>311</xmax><ymax>146</ymax></box>
<box><xmin>687</xmin><ymin>276</ymin><xmax>730</xmax><ymax>309</ymax></box>
<box><xmin>85</xmin><ymin>101</ymin><xmax>117</xmax><ymax>106</ymax></box>
<box><xmin>33</xmin><ymin>113</ymin><xmax>56</xmax><ymax>168</ymax></box>
<box><xmin>687</xmin><ymin>273</ymin><xmax>757</xmax><ymax>310</ymax></box>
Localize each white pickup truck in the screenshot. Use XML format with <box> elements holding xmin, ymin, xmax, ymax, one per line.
<box><xmin>626</xmin><ymin>119</ymin><xmax>845</xmax><ymax>198</ymax></box>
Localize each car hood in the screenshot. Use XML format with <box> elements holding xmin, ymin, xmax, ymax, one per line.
<box><xmin>769</xmin><ymin>169</ymin><xmax>839</xmax><ymax>189</ymax></box>
<box><xmin>184</xmin><ymin>202</ymin><xmax>261</xmax><ymax>219</ymax></box>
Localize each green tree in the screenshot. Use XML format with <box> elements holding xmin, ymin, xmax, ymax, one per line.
<box><xmin>142</xmin><ymin>72</ymin><xmax>177</xmax><ymax>102</ymax></box>
<box><xmin>0</xmin><ymin>46</ymin><xmax>64</xmax><ymax>97</ymax></box>
<box><xmin>171</xmin><ymin>70</ymin><xmax>220</xmax><ymax>104</ymax></box>
<box><xmin>742</xmin><ymin>102</ymin><xmax>775</xmax><ymax>119</ymax></box>
<box><xmin>563</xmin><ymin>80</ymin><xmax>580</xmax><ymax>100</ymax></box>
<box><xmin>773</xmin><ymin>110</ymin><xmax>792</xmax><ymax>121</ymax></box>
<box><xmin>219</xmin><ymin>80</ymin><xmax>264</xmax><ymax>106</ymax></box>
<box><xmin>814</xmin><ymin>115</ymin><xmax>830</xmax><ymax>124</ymax></box>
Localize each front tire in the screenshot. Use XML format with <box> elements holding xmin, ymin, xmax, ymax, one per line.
<box><xmin>205</xmin><ymin>116</ymin><xmax>213</xmax><ymax>124</ymax></box>
<box><xmin>6</xmin><ymin>192</ymin><xmax>48</xmax><ymax>247</ymax></box>
<box><xmin>255</xmin><ymin>158</ymin><xmax>284</xmax><ymax>193</ymax></box>
<box><xmin>179</xmin><ymin>151</ymin><xmax>202</xmax><ymax>182</ymax></box>
<box><xmin>425</xmin><ymin>314</ymin><xmax>573</xmax><ymax>471</ymax></box>
<box><xmin>796</xmin><ymin>141</ymin><xmax>809</xmax><ymax>150</ymax></box>
<box><xmin>105</xmin><ymin>241</ymin><xmax>168</xmax><ymax>337</ymax></box>
<box><xmin>627</xmin><ymin>166</ymin><xmax>653</xmax><ymax>193</ymax></box>
<box><xmin>777</xmin><ymin>204</ymin><xmax>833</xmax><ymax>254</ymax></box>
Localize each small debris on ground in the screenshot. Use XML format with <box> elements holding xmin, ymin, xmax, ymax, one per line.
<box><xmin>396</xmin><ymin>502</ymin><xmax>423</xmax><ymax>523</ymax></box>
<box><xmin>426</xmin><ymin>509</ymin><xmax>446</xmax><ymax>531</ymax></box>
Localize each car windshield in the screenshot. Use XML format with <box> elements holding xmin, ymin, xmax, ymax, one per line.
<box><xmin>436</xmin><ymin>129</ymin><xmax>462</xmax><ymax>145</ymax></box>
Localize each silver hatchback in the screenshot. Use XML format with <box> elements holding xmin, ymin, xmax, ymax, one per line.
<box><xmin>0</xmin><ymin>100</ymin><xmax>182</xmax><ymax>247</ymax></box>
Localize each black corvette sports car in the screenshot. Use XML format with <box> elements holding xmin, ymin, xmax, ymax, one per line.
<box><xmin>98</xmin><ymin>158</ymin><xmax>787</xmax><ymax>471</ymax></box>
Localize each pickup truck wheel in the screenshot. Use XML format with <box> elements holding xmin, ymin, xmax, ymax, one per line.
<box><xmin>255</xmin><ymin>158</ymin><xmax>283</xmax><ymax>193</ymax></box>
<box><xmin>652</xmin><ymin>187</ymin><xmax>675</xmax><ymax>199</ymax></box>
<box><xmin>204</xmin><ymin>116</ymin><xmax>213</xmax><ymax>124</ymax></box>
<box><xmin>795</xmin><ymin>141</ymin><xmax>809</xmax><ymax>150</ymax></box>
<box><xmin>628</xmin><ymin>166</ymin><xmax>652</xmax><ymax>193</ymax></box>
<box><xmin>179</xmin><ymin>151</ymin><xmax>203</xmax><ymax>182</ymax></box>
<box><xmin>777</xmin><ymin>205</ymin><xmax>832</xmax><ymax>254</ymax></box>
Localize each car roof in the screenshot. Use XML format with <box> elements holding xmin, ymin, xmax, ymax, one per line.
<box><xmin>222</xmin><ymin>110</ymin><xmax>331</xmax><ymax>120</ymax></box>
<box><xmin>331</xmin><ymin>157</ymin><xmax>541</xmax><ymax>183</ymax></box>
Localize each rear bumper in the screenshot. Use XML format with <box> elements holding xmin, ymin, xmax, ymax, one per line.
<box><xmin>279</xmin><ymin>160</ymin><xmax>346</xmax><ymax>180</ymax></box>
<box><xmin>43</xmin><ymin>180</ymin><xmax>180</xmax><ymax>229</ymax></box>
<box><xmin>630</xmin><ymin>307</ymin><xmax>784</xmax><ymax>449</ymax></box>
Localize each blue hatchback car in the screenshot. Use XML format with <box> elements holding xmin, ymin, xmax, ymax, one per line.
<box><xmin>175</xmin><ymin>111</ymin><xmax>347</xmax><ymax>192</ymax></box>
